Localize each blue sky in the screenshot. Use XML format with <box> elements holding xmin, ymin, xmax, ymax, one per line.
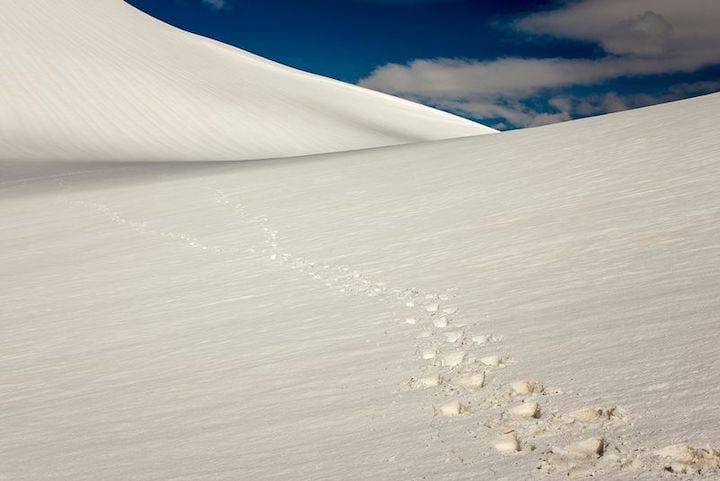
<box><xmin>126</xmin><ymin>0</ymin><xmax>720</xmax><ymax>129</ymax></box>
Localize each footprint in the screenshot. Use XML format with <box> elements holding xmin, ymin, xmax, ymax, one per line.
<box><xmin>479</xmin><ymin>355</ymin><xmax>505</xmax><ymax>367</ymax></box>
<box><xmin>471</xmin><ymin>334</ymin><xmax>499</xmax><ymax>345</ymax></box>
<box><xmin>440</xmin><ymin>351</ymin><xmax>465</xmax><ymax>367</ymax></box>
<box><xmin>425</xmin><ymin>303</ymin><xmax>440</xmax><ymax>313</ymax></box>
<box><xmin>511</xmin><ymin>381</ymin><xmax>545</xmax><ymax>395</ymax></box>
<box><xmin>494</xmin><ymin>431</ymin><xmax>522</xmax><ymax>453</ymax></box>
<box><xmin>421</xmin><ymin>348</ymin><xmax>437</xmax><ymax>360</ymax></box>
<box><xmin>654</xmin><ymin>444</ymin><xmax>720</xmax><ymax>473</ymax></box>
<box><xmin>439</xmin><ymin>400</ymin><xmax>466</xmax><ymax>417</ymax></box>
<box><xmin>455</xmin><ymin>372</ymin><xmax>486</xmax><ymax>389</ymax></box>
<box><xmin>564</xmin><ymin>407</ymin><xmax>617</xmax><ymax>422</ymax></box>
<box><xmin>552</xmin><ymin>437</ymin><xmax>605</xmax><ymax>460</ymax></box>
<box><xmin>432</xmin><ymin>317</ymin><xmax>449</xmax><ymax>328</ymax></box>
<box><xmin>509</xmin><ymin>401</ymin><xmax>541</xmax><ymax>419</ymax></box>
<box><xmin>411</xmin><ymin>373</ymin><xmax>444</xmax><ymax>389</ymax></box>
<box><xmin>444</xmin><ymin>331</ymin><xmax>463</xmax><ymax>343</ymax></box>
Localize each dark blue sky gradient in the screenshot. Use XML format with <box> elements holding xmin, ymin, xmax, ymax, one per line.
<box><xmin>124</xmin><ymin>0</ymin><xmax>720</xmax><ymax>128</ymax></box>
<box><xmin>126</xmin><ymin>0</ymin><xmax>590</xmax><ymax>83</ymax></box>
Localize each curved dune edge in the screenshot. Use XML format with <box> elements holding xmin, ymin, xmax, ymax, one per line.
<box><xmin>0</xmin><ymin>0</ymin><xmax>494</xmax><ymax>162</ymax></box>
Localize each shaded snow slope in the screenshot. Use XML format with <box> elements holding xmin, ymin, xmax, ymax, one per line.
<box><xmin>0</xmin><ymin>0</ymin><xmax>492</xmax><ymax>162</ymax></box>
<box><xmin>2</xmin><ymin>95</ymin><xmax>720</xmax><ymax>480</ymax></box>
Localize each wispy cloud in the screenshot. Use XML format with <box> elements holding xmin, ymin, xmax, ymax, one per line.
<box><xmin>552</xmin><ymin>81</ymin><xmax>720</xmax><ymax>119</ymax></box>
<box><xmin>359</xmin><ymin>0</ymin><xmax>720</xmax><ymax>128</ymax></box>
<box><xmin>201</xmin><ymin>0</ymin><xmax>228</xmax><ymax>10</ymax></box>
<box><xmin>436</xmin><ymin>81</ymin><xmax>720</xmax><ymax>128</ymax></box>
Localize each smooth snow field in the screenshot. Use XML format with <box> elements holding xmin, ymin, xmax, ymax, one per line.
<box><xmin>3</xmin><ymin>93</ymin><xmax>720</xmax><ymax>480</ymax></box>
<box><xmin>2</xmin><ymin>1</ymin><xmax>720</xmax><ymax>480</ymax></box>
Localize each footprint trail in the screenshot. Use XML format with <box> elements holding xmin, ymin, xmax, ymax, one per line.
<box><xmin>61</xmin><ymin>183</ymin><xmax>720</xmax><ymax>479</ymax></box>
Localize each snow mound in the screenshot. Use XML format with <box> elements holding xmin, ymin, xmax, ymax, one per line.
<box><xmin>0</xmin><ymin>0</ymin><xmax>493</xmax><ymax>162</ymax></box>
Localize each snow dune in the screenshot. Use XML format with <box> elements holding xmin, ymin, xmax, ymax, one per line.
<box><xmin>2</xmin><ymin>0</ymin><xmax>720</xmax><ymax>479</ymax></box>
<box><xmin>3</xmin><ymin>93</ymin><xmax>720</xmax><ymax>480</ymax></box>
<box><xmin>0</xmin><ymin>0</ymin><xmax>492</xmax><ymax>162</ymax></box>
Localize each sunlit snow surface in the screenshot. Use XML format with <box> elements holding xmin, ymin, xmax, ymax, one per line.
<box><xmin>0</xmin><ymin>0</ymin><xmax>491</xmax><ymax>162</ymax></box>
<box><xmin>2</xmin><ymin>93</ymin><xmax>720</xmax><ymax>480</ymax></box>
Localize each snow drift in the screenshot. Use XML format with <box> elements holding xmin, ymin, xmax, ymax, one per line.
<box><xmin>0</xmin><ymin>0</ymin><xmax>492</xmax><ymax>162</ymax></box>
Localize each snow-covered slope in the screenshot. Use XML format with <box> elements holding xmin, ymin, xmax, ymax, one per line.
<box><xmin>0</xmin><ymin>0</ymin><xmax>492</xmax><ymax>162</ymax></box>
<box><xmin>2</xmin><ymin>93</ymin><xmax>720</xmax><ymax>480</ymax></box>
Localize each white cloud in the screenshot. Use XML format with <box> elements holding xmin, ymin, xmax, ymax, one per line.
<box><xmin>562</xmin><ymin>81</ymin><xmax>720</xmax><ymax>117</ymax></box>
<box><xmin>359</xmin><ymin>0</ymin><xmax>720</xmax><ymax>128</ymax></box>
<box><xmin>517</xmin><ymin>0</ymin><xmax>720</xmax><ymax>60</ymax></box>
<box><xmin>439</xmin><ymin>80</ymin><xmax>720</xmax><ymax>129</ymax></box>
<box><xmin>360</xmin><ymin>56</ymin><xmax>696</xmax><ymax>99</ymax></box>
<box><xmin>435</xmin><ymin>99</ymin><xmax>571</xmax><ymax>128</ymax></box>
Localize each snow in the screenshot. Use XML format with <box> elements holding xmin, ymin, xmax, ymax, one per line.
<box><xmin>3</xmin><ymin>92</ymin><xmax>720</xmax><ymax>480</ymax></box>
<box><xmin>0</xmin><ymin>0</ymin><xmax>492</xmax><ymax>162</ymax></box>
<box><xmin>2</xmin><ymin>1</ymin><xmax>720</xmax><ymax>480</ymax></box>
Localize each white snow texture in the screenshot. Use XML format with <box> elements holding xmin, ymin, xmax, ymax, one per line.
<box><xmin>2</xmin><ymin>1</ymin><xmax>720</xmax><ymax>480</ymax></box>
<box><xmin>0</xmin><ymin>0</ymin><xmax>492</xmax><ymax>161</ymax></box>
